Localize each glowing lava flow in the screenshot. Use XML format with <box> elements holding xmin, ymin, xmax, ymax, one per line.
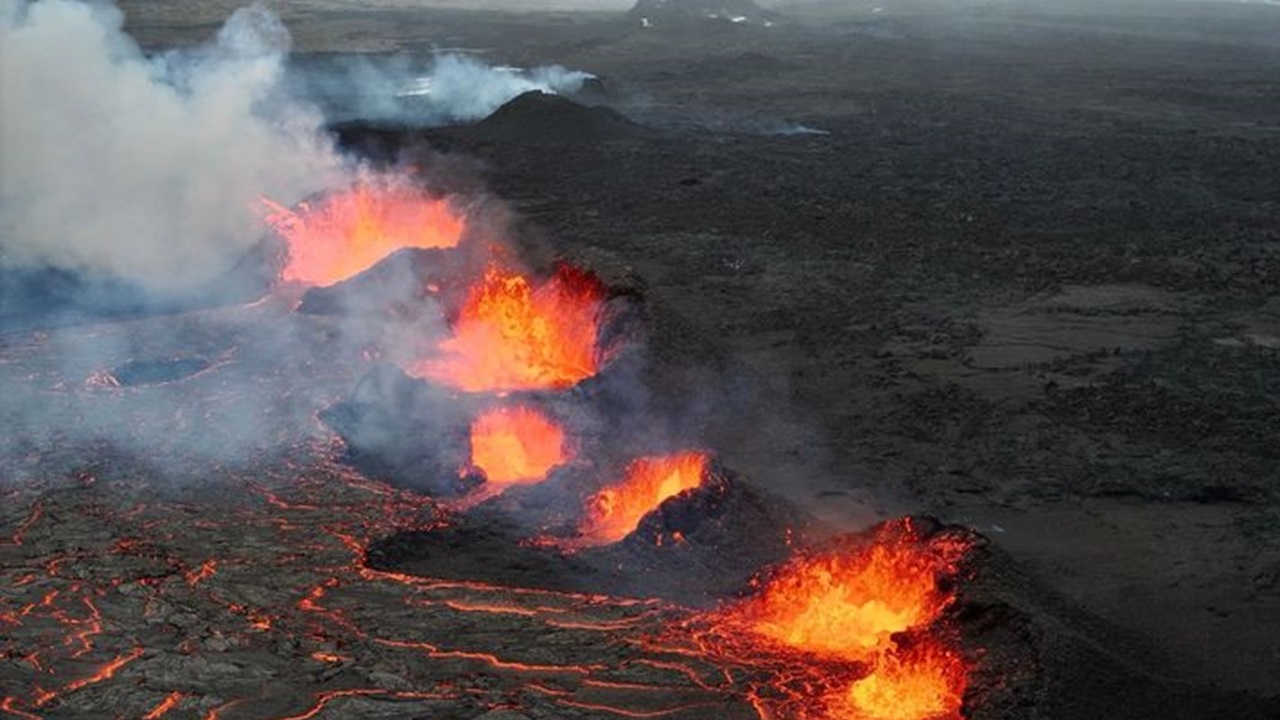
<box><xmin>735</xmin><ymin>519</ymin><xmax>969</xmax><ymax>660</ymax></box>
<box><xmin>673</xmin><ymin>519</ymin><xmax>974</xmax><ymax>720</ymax></box>
<box><xmin>575</xmin><ymin>452</ymin><xmax>709</xmax><ymax>547</ymax></box>
<box><xmin>263</xmin><ymin>180</ymin><xmax>465</xmax><ymax>287</ymax></box>
<box><xmin>836</xmin><ymin>643</ymin><xmax>967</xmax><ymax>720</ymax></box>
<box><xmin>469</xmin><ymin>406</ymin><xmax>570</xmax><ymax>487</ymax></box>
<box><xmin>141</xmin><ymin>691</ymin><xmax>187</xmax><ymax>719</ymax></box>
<box><xmin>413</xmin><ymin>264</ymin><xmax>606</xmax><ymax>392</ymax></box>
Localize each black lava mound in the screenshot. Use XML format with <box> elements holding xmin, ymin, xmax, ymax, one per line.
<box><xmin>365</xmin><ymin>462</ymin><xmax>813</xmax><ymax>606</ymax></box>
<box><xmin>463</xmin><ymin>91</ymin><xmax>645</xmax><ymax>144</ymax></box>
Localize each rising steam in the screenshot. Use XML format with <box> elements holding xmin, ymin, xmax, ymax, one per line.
<box><xmin>0</xmin><ymin>0</ymin><xmax>345</xmax><ymax>295</ymax></box>
<box><xmin>296</xmin><ymin>52</ymin><xmax>597</xmax><ymax>125</ymax></box>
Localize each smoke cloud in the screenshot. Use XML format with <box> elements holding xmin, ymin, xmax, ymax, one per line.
<box><xmin>0</xmin><ymin>1</ymin><xmax>566</xmax><ymax>480</ymax></box>
<box><xmin>0</xmin><ymin>0</ymin><xmax>345</xmax><ymax>295</ymax></box>
<box><xmin>296</xmin><ymin>52</ymin><xmax>597</xmax><ymax>125</ymax></box>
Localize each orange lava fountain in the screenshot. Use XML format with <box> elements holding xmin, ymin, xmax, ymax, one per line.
<box><xmin>688</xmin><ymin>519</ymin><xmax>974</xmax><ymax>720</ymax></box>
<box><xmin>575</xmin><ymin>452</ymin><xmax>709</xmax><ymax>547</ymax></box>
<box><xmin>835</xmin><ymin>643</ymin><xmax>968</xmax><ymax>720</ymax></box>
<box><xmin>735</xmin><ymin>519</ymin><xmax>969</xmax><ymax>661</ymax></box>
<box><xmin>414</xmin><ymin>264</ymin><xmax>606</xmax><ymax>392</ymax></box>
<box><xmin>470</xmin><ymin>406</ymin><xmax>570</xmax><ymax>487</ymax></box>
<box><xmin>264</xmin><ymin>181</ymin><xmax>465</xmax><ymax>287</ymax></box>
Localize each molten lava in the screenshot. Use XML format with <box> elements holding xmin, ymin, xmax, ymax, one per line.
<box><xmin>264</xmin><ymin>181</ymin><xmax>465</xmax><ymax>287</ymax></box>
<box><xmin>575</xmin><ymin>452</ymin><xmax>709</xmax><ymax>547</ymax></box>
<box><xmin>736</xmin><ymin>520</ymin><xmax>969</xmax><ymax>661</ymax></box>
<box><xmin>836</xmin><ymin>642</ymin><xmax>967</xmax><ymax>720</ymax></box>
<box><xmin>683</xmin><ymin>520</ymin><xmax>974</xmax><ymax>720</ymax></box>
<box><xmin>414</xmin><ymin>264</ymin><xmax>606</xmax><ymax>392</ymax></box>
<box><xmin>470</xmin><ymin>406</ymin><xmax>570</xmax><ymax>487</ymax></box>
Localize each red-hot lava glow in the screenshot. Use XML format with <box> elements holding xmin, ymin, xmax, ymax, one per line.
<box><xmin>675</xmin><ymin>520</ymin><xmax>974</xmax><ymax>720</ymax></box>
<box><xmin>575</xmin><ymin>452</ymin><xmax>709</xmax><ymax>547</ymax></box>
<box><xmin>141</xmin><ymin>691</ymin><xmax>187</xmax><ymax>719</ymax></box>
<box><xmin>835</xmin><ymin>642</ymin><xmax>967</xmax><ymax>720</ymax></box>
<box><xmin>469</xmin><ymin>406</ymin><xmax>571</xmax><ymax>487</ymax></box>
<box><xmin>413</xmin><ymin>264</ymin><xmax>606</xmax><ymax>392</ymax></box>
<box><xmin>263</xmin><ymin>181</ymin><xmax>465</xmax><ymax>287</ymax></box>
<box><xmin>734</xmin><ymin>519</ymin><xmax>969</xmax><ymax>661</ymax></box>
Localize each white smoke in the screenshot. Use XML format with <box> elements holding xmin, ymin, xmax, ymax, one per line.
<box><xmin>303</xmin><ymin>52</ymin><xmax>596</xmax><ymax>125</ymax></box>
<box><xmin>0</xmin><ymin>0</ymin><xmax>346</xmax><ymax>295</ymax></box>
<box><xmin>405</xmin><ymin>54</ymin><xmax>596</xmax><ymax>122</ymax></box>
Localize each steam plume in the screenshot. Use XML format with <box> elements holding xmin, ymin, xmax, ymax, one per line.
<box><xmin>298</xmin><ymin>52</ymin><xmax>597</xmax><ymax>125</ymax></box>
<box><xmin>0</xmin><ymin>0</ymin><xmax>345</xmax><ymax>295</ymax></box>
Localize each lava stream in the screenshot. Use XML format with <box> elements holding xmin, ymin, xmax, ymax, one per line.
<box><xmin>263</xmin><ymin>180</ymin><xmax>465</xmax><ymax>287</ymax></box>
<box><xmin>141</xmin><ymin>691</ymin><xmax>187</xmax><ymax>719</ymax></box>
<box><xmin>469</xmin><ymin>405</ymin><xmax>570</xmax><ymax>487</ymax></box>
<box><xmin>575</xmin><ymin>452</ymin><xmax>709</xmax><ymax>547</ymax></box>
<box><xmin>413</xmin><ymin>264</ymin><xmax>606</xmax><ymax>392</ymax></box>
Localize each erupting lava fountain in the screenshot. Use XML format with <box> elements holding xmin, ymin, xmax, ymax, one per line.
<box><xmin>575</xmin><ymin>452</ymin><xmax>710</xmax><ymax>547</ymax></box>
<box><xmin>694</xmin><ymin>518</ymin><xmax>974</xmax><ymax>720</ymax></box>
<box><xmin>264</xmin><ymin>180</ymin><xmax>465</xmax><ymax>287</ymax></box>
<box><xmin>412</xmin><ymin>264</ymin><xmax>607</xmax><ymax>392</ymax></box>
<box><xmin>468</xmin><ymin>405</ymin><xmax>571</xmax><ymax>488</ymax></box>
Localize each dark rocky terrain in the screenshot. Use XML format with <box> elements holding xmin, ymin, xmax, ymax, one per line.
<box><xmin>3</xmin><ymin>0</ymin><xmax>1279</xmax><ymax>718</ymax></box>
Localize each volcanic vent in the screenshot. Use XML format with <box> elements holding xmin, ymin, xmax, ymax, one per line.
<box><xmin>366</xmin><ymin>454</ymin><xmax>814</xmax><ymax>604</ymax></box>
<box><xmin>264</xmin><ymin>177</ymin><xmax>466</xmax><ymax>289</ymax></box>
<box><xmin>11</xmin><ymin>6</ymin><xmax>1279</xmax><ymax>719</ymax></box>
<box><xmin>318</xmin><ymin>256</ymin><xmax>646</xmax><ymax>496</ymax></box>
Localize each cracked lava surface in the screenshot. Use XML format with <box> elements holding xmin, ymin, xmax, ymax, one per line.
<box><xmin>0</xmin><ymin>291</ymin><xmax>971</xmax><ymax>720</ymax></box>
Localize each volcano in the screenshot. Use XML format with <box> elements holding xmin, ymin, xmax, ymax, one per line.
<box><xmin>365</xmin><ymin>459</ymin><xmax>815</xmax><ymax>605</ymax></box>
<box><xmin>6</xmin><ymin>2</ymin><xmax>1280</xmax><ymax>719</ymax></box>
<box><xmin>464</xmin><ymin>91</ymin><xmax>646</xmax><ymax>145</ymax></box>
